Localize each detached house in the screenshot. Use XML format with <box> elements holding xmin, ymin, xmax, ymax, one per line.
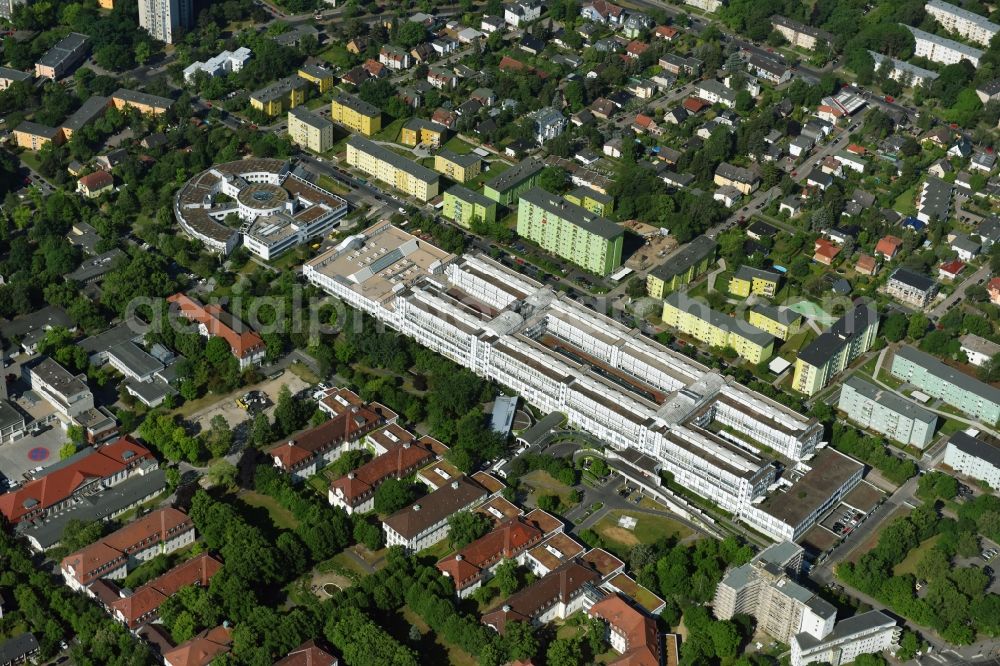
<box><xmin>581</xmin><ymin>0</ymin><xmax>626</xmax><ymax>25</ymax></box>
<box><xmin>379</xmin><ymin>45</ymin><xmax>412</xmax><ymax>70</ymax></box>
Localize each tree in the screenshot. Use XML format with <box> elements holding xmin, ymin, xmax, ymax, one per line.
<box><xmin>448</xmin><ymin>510</ymin><xmax>492</xmax><ymax>549</ymax></box>
<box><xmin>207</xmin><ymin>460</ymin><xmax>238</xmax><ymax>489</ymax></box>
<box><xmin>59</xmin><ymin>442</ymin><xmax>78</xmax><ymax>460</ymax></box>
<box><xmin>883</xmin><ymin>312</ymin><xmax>908</xmax><ymax>342</ymax></box>
<box><xmin>373</xmin><ymin>478</ymin><xmax>419</xmax><ymax>515</ymax></box>
<box><xmin>501</xmin><ymin>621</ymin><xmax>538</xmax><ymax>662</ymax></box>
<box><xmin>538</xmin><ymin>166</ymin><xmax>566</xmax><ymax>193</ymax></box>
<box><xmin>250</xmin><ymin>412</ymin><xmax>273</xmax><ymax>447</ymax></box>
<box><xmin>908</xmin><ymin>313</ymin><xmax>929</xmax><ymax>340</ymax></box>
<box><xmin>205</xmin><ymin>414</ymin><xmax>233</xmax><ymax>459</ymax></box>
<box><xmin>546</xmin><ymin>637</ymin><xmax>582</xmax><ymax>666</ymax></box>
<box><xmin>492</xmin><ymin>558</ymin><xmax>519</xmax><ymax>596</ymax></box>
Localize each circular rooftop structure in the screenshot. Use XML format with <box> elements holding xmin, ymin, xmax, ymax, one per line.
<box><xmin>237</xmin><ymin>182</ymin><xmax>289</xmax><ymax>216</ymax></box>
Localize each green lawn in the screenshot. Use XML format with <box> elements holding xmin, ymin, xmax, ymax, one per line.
<box><xmin>288</xmin><ymin>360</ymin><xmax>320</xmax><ymax>384</ymax></box>
<box><xmin>374</xmin><ymin>117</ymin><xmax>407</xmax><ymax>142</ymax></box>
<box><xmin>317</xmin><ymin>174</ymin><xmax>349</xmax><ymax>195</ymax></box>
<box><xmin>522</xmin><ymin>470</ymin><xmax>575</xmax><ymax>504</ymax></box>
<box><xmin>592</xmin><ymin>509</ymin><xmax>694</xmax><ymax>558</ymax></box>
<box><xmin>466</xmin><ymin>159</ymin><xmax>510</xmax><ymax>189</ymax></box>
<box><xmin>893</xmin><ymin>183</ymin><xmax>919</xmax><ymax>217</ymax></box>
<box><xmin>894</xmin><ymin>534</ymin><xmax>942</xmax><ymax>577</ymax></box>
<box><xmin>442</xmin><ymin>136</ymin><xmax>475</xmax><ymax>154</ymax></box>
<box><xmin>713</xmin><ymin>270</ymin><xmax>734</xmax><ymax>294</ymax></box>
<box><xmin>319</xmin><ymin>43</ymin><xmax>353</xmax><ymax>68</ymax></box>
<box><xmin>240</xmin><ymin>491</ymin><xmax>300</xmax><ymax>530</ymax></box>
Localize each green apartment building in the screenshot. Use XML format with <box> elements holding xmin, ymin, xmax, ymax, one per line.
<box><xmin>564</xmin><ymin>185</ymin><xmax>614</xmax><ymax>216</ymax></box>
<box><xmin>646</xmin><ymin>235</ymin><xmax>717</xmax><ymax>299</ymax></box>
<box><xmin>890</xmin><ymin>346</ymin><xmax>1000</xmax><ymax>425</ymax></box>
<box><xmin>483</xmin><ymin>158</ymin><xmax>544</xmax><ymax>205</ymax></box>
<box><xmin>516</xmin><ymin>187</ymin><xmax>624</xmax><ymax>276</ymax></box>
<box><xmin>792</xmin><ymin>303</ymin><xmax>879</xmax><ymax>397</ymax></box>
<box><xmin>442</xmin><ymin>184</ymin><xmax>498</xmax><ymax>227</ymax></box>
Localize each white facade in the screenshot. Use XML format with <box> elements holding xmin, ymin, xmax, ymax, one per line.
<box><xmin>139</xmin><ymin>0</ymin><xmax>192</xmax><ymax>44</ymax></box>
<box><xmin>944</xmin><ymin>431</ymin><xmax>1000</xmax><ymax>488</ymax></box>
<box><xmin>25</xmin><ymin>359</ymin><xmax>94</xmax><ymax>419</ymax></box>
<box><xmin>791</xmin><ymin>611</ymin><xmax>900</xmax><ymax>666</ymax></box>
<box><xmin>183</xmin><ymin>48</ymin><xmax>251</xmax><ymax>83</ymax></box>
<box><xmin>925</xmin><ymin>0</ymin><xmax>999</xmax><ymax>45</ymax></box>
<box><xmin>505</xmin><ymin>0</ymin><xmax>541</xmax><ymax>26</ymax></box>
<box><xmin>905</xmin><ymin>24</ymin><xmax>984</xmax><ymax>66</ymax></box>
<box><xmin>304</xmin><ymin>226</ymin><xmax>828</xmax><ymax>531</ymax></box>
<box><xmin>684</xmin><ymin>0</ymin><xmax>723</xmax><ymax>12</ymax></box>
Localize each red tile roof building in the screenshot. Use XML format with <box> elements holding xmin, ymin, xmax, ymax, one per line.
<box><xmin>589</xmin><ymin>594</ymin><xmax>662</xmax><ymax>666</ymax></box>
<box><xmin>163</xmin><ymin>625</ymin><xmax>232</xmax><ymax>666</ymax></box>
<box><xmin>0</xmin><ymin>436</ymin><xmax>155</xmax><ymax>525</ymax></box>
<box><xmin>654</xmin><ymin>25</ymin><xmax>679</xmax><ymax>40</ymax></box>
<box><xmin>682</xmin><ymin>97</ymin><xmax>709</xmax><ymax>113</ymax></box>
<box><xmin>626</xmin><ymin>41</ymin><xmax>649</xmax><ymax>58</ymax></box>
<box><xmin>328</xmin><ymin>440</ymin><xmax>435</xmax><ymax>514</ymax></box>
<box><xmin>77</xmin><ymin>170</ymin><xmax>113</xmax><ymax>197</ymax></box>
<box><xmin>874</xmin><ymin>235</ymin><xmax>902</xmax><ymax>259</ymax></box>
<box><xmin>854</xmin><ymin>253</ymin><xmax>878</xmax><ymax>276</ymax></box>
<box><xmin>383</xmin><ymin>476</ymin><xmax>488</xmax><ymax>551</ymax></box>
<box><xmin>437</xmin><ymin>516</ymin><xmax>549</xmax><ymax>597</ymax></box>
<box><xmin>812</xmin><ymin>238</ymin><xmax>841</xmax><ymax>265</ymax></box>
<box><xmin>270</xmin><ymin>403</ymin><xmax>387</xmax><ymax>480</ymax></box>
<box><xmin>989</xmin><ymin>276</ymin><xmax>1000</xmax><ymax>305</ymax></box>
<box><xmin>481</xmin><ymin>560</ymin><xmax>601</xmax><ymax>634</ymax></box>
<box><xmin>61</xmin><ymin>508</ymin><xmax>195</xmax><ymax>591</ymax></box>
<box><xmin>938</xmin><ymin>259</ymin><xmax>965</xmax><ymax>280</ymax></box>
<box><xmin>166</xmin><ymin>293</ymin><xmax>265</xmax><ymax>369</ymax></box>
<box><xmin>275</xmin><ymin>640</ymin><xmax>338</xmax><ymax>666</ymax></box>
<box><xmin>110</xmin><ymin>553</ymin><xmax>222</xmax><ymax>628</ymax></box>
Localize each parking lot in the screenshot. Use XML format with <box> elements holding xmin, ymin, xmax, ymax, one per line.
<box><xmin>0</xmin><ymin>425</ymin><xmax>68</xmax><ymax>489</ymax></box>
<box><xmin>187</xmin><ymin>373</ymin><xmax>310</xmax><ymax>435</ymax></box>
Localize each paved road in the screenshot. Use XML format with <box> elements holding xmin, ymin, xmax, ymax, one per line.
<box><xmin>928</xmin><ymin>263</ymin><xmax>991</xmax><ymax>319</ymax></box>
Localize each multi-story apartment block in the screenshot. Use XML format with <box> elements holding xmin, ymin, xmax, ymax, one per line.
<box><xmin>249</xmin><ymin>76</ymin><xmax>307</xmax><ymax>116</ymax></box>
<box><xmin>661</xmin><ymin>292</ymin><xmax>775</xmax><ymax>364</ymax></box>
<box><xmin>287</xmin><ymin>106</ymin><xmax>334</xmax><ymax>153</ymax></box>
<box><xmin>714</xmin><ymin>162</ymin><xmax>760</xmax><ymax>194</ymax></box>
<box><xmin>296</xmin><ymin>63</ymin><xmax>335</xmax><ymax>92</ymax></box>
<box><xmin>443</xmin><ymin>185</ymin><xmax>498</xmax><ymax>226</ymax></box>
<box><xmin>943</xmin><ymin>430</ymin><xmax>1000</xmax><ymax>488</ymax></box>
<box><xmin>793</xmin><ymin>304</ymin><xmax>879</xmax><ymax>397</ymax></box>
<box><xmin>564</xmin><ymin>186</ymin><xmax>613</xmax><ymax>217</ymax></box>
<box><xmin>330</xmin><ymin>93</ymin><xmax>381</xmax><ymax>136</ymax></box>
<box><xmin>483</xmin><ymin>158</ymin><xmax>544</xmax><ymax>205</ymax></box>
<box><xmin>0</xmin><ymin>66</ymin><xmax>31</xmax><ymax>90</ymax></box>
<box><xmin>770</xmin><ymin>16</ymin><xmax>834</xmax><ymax>50</ymax></box>
<box><xmin>138</xmin><ymin>0</ymin><xmax>192</xmax><ymax>44</ymax></box>
<box><xmin>792</xmin><ymin>611</ymin><xmax>900</xmax><ymax>666</ymax></box>
<box><xmin>183</xmin><ymin>47</ymin><xmax>251</xmax><ymax>82</ymax></box>
<box><xmin>868</xmin><ymin>51</ymin><xmax>939</xmax><ymax>88</ymax></box>
<box><xmin>61</xmin><ymin>508</ymin><xmax>195</xmax><ymax>592</ymax></box>
<box><xmin>0</xmin><ymin>436</ymin><xmax>156</xmax><ymax>525</ymax></box>
<box><xmin>529</xmin><ymin>106</ymin><xmax>567</xmax><ymax>145</ymax></box>
<box><xmin>698</xmin><ymin>80</ymin><xmax>737</xmax><ymax>107</ymax></box>
<box><xmin>646</xmin><ymin>235</ymin><xmax>718</xmax><ymax>298</ymax></box>
<box><xmin>379</xmin><ymin>45</ymin><xmax>412</xmax><ymax>70</ymax></box>
<box><xmin>345</xmin><ymin>135</ymin><xmax>440</xmax><ymax>201</ymax></box>
<box><xmin>925</xmin><ymin>0</ymin><xmax>999</xmax><ymax>45</ymax></box>
<box><xmin>729</xmin><ymin>266</ymin><xmax>781</xmax><ymax>298</ymax></box>
<box><xmin>714</xmin><ymin>542</ymin><xmax>836</xmax><ymax>644</ymax></box>
<box><xmin>891</xmin><ymin>346</ymin><xmax>1000</xmax><ymax>424</ymax></box>
<box><xmin>34</xmin><ymin>33</ymin><xmax>89</xmax><ymax>79</ymax></box>
<box><xmin>838</xmin><ymin>376</ymin><xmax>937</xmax><ymax>448</ymax></box>
<box><xmin>111</xmin><ymin>88</ymin><xmax>174</xmax><ymax>116</ymax></box>
<box><xmin>304</xmin><ymin>224</ymin><xmax>835</xmax><ymax>532</ymax></box>
<box><xmin>748</xmin><ymin>305</ymin><xmax>801</xmax><ymax>341</ymax></box>
<box><xmin>904</xmin><ymin>24</ymin><xmax>983</xmax><ymax>65</ymax></box>
<box><xmin>12</xmin><ymin>121</ymin><xmax>63</xmax><ymax>151</ymax></box>
<box><xmin>885</xmin><ymin>267</ymin><xmax>939</xmax><ymax>308</ymax></box>
<box><xmin>382</xmin><ymin>477</ymin><xmax>488</xmax><ymax>551</ymax></box>
<box><xmin>434</xmin><ymin>149</ymin><xmax>482</xmax><ymax>183</ymax></box>
<box><xmin>516</xmin><ymin>187</ymin><xmax>624</xmax><ymax>276</ymax></box>
<box><xmin>400</xmin><ymin>118</ymin><xmax>447</xmax><ymax>147</ymax></box>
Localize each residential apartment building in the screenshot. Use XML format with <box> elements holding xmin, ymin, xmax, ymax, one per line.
<box><xmin>0</xmin><ymin>66</ymin><xmax>31</xmax><ymax>90</ymax></box>
<box><xmin>382</xmin><ymin>477</ymin><xmax>488</xmax><ymax>551</ymax></box>
<box><xmin>886</xmin><ymin>267</ymin><xmax>939</xmax><ymax>308</ymax></box>
<box><xmin>483</xmin><ymin>158</ymin><xmax>544</xmax><ymax>205</ymax></box>
<box><xmin>684</xmin><ymin>0</ymin><xmax>724</xmax><ymax>12</ymax></box>
<box><xmin>729</xmin><ymin>266</ymin><xmax>781</xmax><ymax>298</ymax></box>
<box><xmin>791</xmin><ymin>611</ymin><xmax>900</xmax><ymax>666</ymax></box>
<box><xmin>748</xmin><ymin>305</ymin><xmax>801</xmax><ymax>341</ymax></box>
<box><xmin>516</xmin><ymin>187</ymin><xmax>624</xmax><ymax>276</ymax></box>
<box><xmin>138</xmin><ymin>0</ymin><xmax>192</xmax><ymax>43</ymax></box>
<box><xmin>60</xmin><ymin>95</ymin><xmax>109</xmax><ymax>140</ymax></box>
<box><xmin>287</xmin><ymin>106</ymin><xmax>334</xmax><ymax>153</ymax></box>
<box><xmin>943</xmin><ymin>430</ymin><xmax>1000</xmax><ymax>488</ymax></box>
<box><xmin>715</xmin><ymin>542</ymin><xmax>836</xmax><ymax>644</ymax></box>
<box><xmin>646</xmin><ymin>235</ymin><xmax>718</xmax><ymax>298</ymax></box>
<box><xmin>330</xmin><ymin>94</ymin><xmax>381</xmax><ymax>136</ymax></box>
<box><xmin>443</xmin><ymin>185</ymin><xmax>498</xmax><ymax>226</ymax></box>
<box><xmin>250</xmin><ymin>76</ymin><xmax>307</xmax><ymax>116</ymax></box>
<box><xmin>329</xmin><ymin>440</ymin><xmax>435</xmax><ymax>514</ymax></box>
<box><xmin>303</xmin><ymin>224</ymin><xmax>829</xmax><ymax>528</ymax></box>
<box><xmin>0</xmin><ymin>436</ymin><xmax>156</xmax><ymax>525</ymax></box>
<box><xmin>12</xmin><ymin>121</ymin><xmax>63</xmax><ymax>150</ymax></box>
<box><xmin>961</xmin><ymin>334</ymin><xmax>1000</xmax><ymax>367</ymax></box>
<box><xmin>345</xmin><ymin>135</ymin><xmax>440</xmax><ymax>201</ymax></box>
<box><xmin>167</xmin><ymin>294</ymin><xmax>265</xmax><ymax>369</ymax></box>
<box><xmin>183</xmin><ymin>47</ymin><xmax>252</xmax><ymax>82</ymax></box>
<box><xmin>661</xmin><ymin>292</ymin><xmax>775</xmax><ymax>363</ymax></box>
<box><xmin>400</xmin><ymin>118</ymin><xmax>446</xmax><ymax>147</ymax></box>
<box><xmin>564</xmin><ymin>186</ymin><xmax>613</xmax><ymax>217</ymax></box>
<box><xmin>111</xmin><ymin>88</ymin><xmax>174</xmax><ymax>116</ymax></box>
<box><xmin>163</xmin><ymin>626</ymin><xmax>232</xmax><ymax>666</ymax></box>
<box><xmin>714</xmin><ymin>162</ymin><xmax>760</xmax><ymax>194</ymax></box>
<box><xmin>297</xmin><ymin>63</ymin><xmax>335</xmax><ymax>92</ymax></box>
<box><xmin>868</xmin><ymin>51</ymin><xmax>939</xmax><ymax>88</ymax></box>
<box><xmin>34</xmin><ymin>33</ymin><xmax>89</xmax><ymax>79</ymax></box>
<box><xmin>379</xmin><ymin>45</ymin><xmax>412</xmax><ymax>70</ymax></box>
<box><xmin>770</xmin><ymin>16</ymin><xmax>833</xmax><ymax>50</ymax></box>
<box><xmin>838</xmin><ymin>376</ymin><xmax>937</xmax><ymax>448</ymax></box>
<box><xmin>434</xmin><ymin>149</ymin><xmax>481</xmax><ymax>183</ymax></box>
<box><xmin>270</xmin><ymin>401</ymin><xmax>388</xmax><ymax>481</ymax></box>
<box><xmin>61</xmin><ymin>508</ymin><xmax>195</xmax><ymax>592</ymax></box>
<box><xmin>529</xmin><ymin>106</ymin><xmax>567</xmax><ymax>144</ymax></box>
<box><xmin>904</xmin><ymin>24</ymin><xmax>983</xmax><ymax>65</ymax></box>
<box><xmin>891</xmin><ymin>345</ymin><xmax>1000</xmax><ymax>424</ymax></box>
<box><xmin>792</xmin><ymin>304</ymin><xmax>879</xmax><ymax>397</ymax></box>
<box><xmin>698</xmin><ymin>79</ymin><xmax>737</xmax><ymax>107</ymax></box>
<box><xmin>925</xmin><ymin>0</ymin><xmax>999</xmax><ymax>45</ymax></box>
